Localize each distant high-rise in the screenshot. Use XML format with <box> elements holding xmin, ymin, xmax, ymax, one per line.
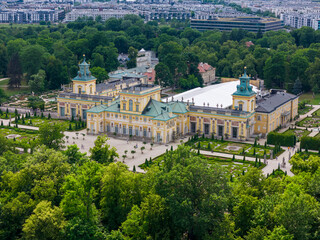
<box><xmin>190</xmin><ymin>17</ymin><xmax>283</xmax><ymax>33</ymax></box>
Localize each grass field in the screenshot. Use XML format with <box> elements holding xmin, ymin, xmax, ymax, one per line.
<box><xmin>0</xmin><ymin>78</ymin><xmax>31</xmax><ymax>96</ymax></box>
<box><xmin>299</xmin><ymin>93</ymin><xmax>320</xmax><ymax>105</ymax></box>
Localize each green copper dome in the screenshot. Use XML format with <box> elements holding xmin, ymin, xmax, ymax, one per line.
<box><xmin>232</xmin><ymin>68</ymin><xmax>256</xmax><ymax>97</ymax></box>
<box><xmin>73</xmin><ymin>55</ymin><xmax>96</xmax><ymax>82</ymax></box>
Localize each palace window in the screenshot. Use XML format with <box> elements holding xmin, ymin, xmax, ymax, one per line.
<box><xmin>239</xmin><ymin>104</ymin><xmax>243</xmax><ymax>111</ymax></box>
<box><xmin>136</xmin><ymin>105</ymin><xmax>139</xmax><ymax>112</ymax></box>
<box><xmin>129</xmin><ymin>100</ymin><xmax>133</xmax><ymax>111</ymax></box>
<box><xmin>257</xmin><ymin>115</ymin><xmax>261</xmax><ymax>121</ymax></box>
<box><xmin>123</xmin><ymin>103</ymin><xmax>126</xmax><ymax>110</ymax></box>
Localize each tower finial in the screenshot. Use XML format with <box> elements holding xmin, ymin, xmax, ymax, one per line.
<box><xmin>244</xmin><ymin>66</ymin><xmax>247</xmax><ymax>76</ymax></box>
<box><xmin>83</xmin><ymin>54</ymin><xmax>86</xmax><ymax>62</ymax></box>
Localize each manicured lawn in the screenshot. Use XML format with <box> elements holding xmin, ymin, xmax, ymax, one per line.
<box><xmin>297</xmin><ymin>116</ymin><xmax>320</xmax><ymax>128</ymax></box>
<box><xmin>312</xmin><ymin>108</ymin><xmax>320</xmax><ymax>116</ymax></box>
<box><xmin>268</xmin><ymin>169</ymin><xmax>286</xmax><ymax>178</ymax></box>
<box><xmin>298</xmin><ymin>106</ymin><xmax>313</xmax><ymax>115</ymax></box>
<box><xmin>0</xmin><ymin>126</ymin><xmax>38</xmax><ymax>141</ymax></box>
<box><xmin>283</xmin><ymin>129</ymin><xmax>310</xmax><ymax>139</ymax></box>
<box><xmin>0</xmin><ymin>78</ymin><xmax>9</xmax><ymax>86</ymax></box>
<box><xmin>0</xmin><ymin>112</ymin><xmax>17</xmax><ymax>119</ymax></box>
<box><xmin>315</xmin><ymin>133</ymin><xmax>320</xmax><ymax>138</ymax></box>
<box><xmin>14</xmin><ymin>116</ymin><xmax>86</xmax><ymax>131</ymax></box>
<box><xmin>0</xmin><ymin>79</ymin><xmax>31</xmax><ymax>97</ymax></box>
<box><xmin>299</xmin><ymin>92</ymin><xmax>320</xmax><ymax>105</ymax></box>
<box><xmin>187</xmin><ymin>138</ymin><xmax>282</xmax><ymax>159</ymax></box>
<box><xmin>139</xmin><ymin>152</ymin><xmax>265</xmax><ymax>177</ymax></box>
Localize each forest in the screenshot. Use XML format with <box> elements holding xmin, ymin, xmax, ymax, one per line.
<box><xmin>0</xmin><ymin>123</ymin><xmax>320</xmax><ymax>240</ymax></box>
<box><xmin>0</xmin><ymin>15</ymin><xmax>319</xmax><ymax>98</ymax></box>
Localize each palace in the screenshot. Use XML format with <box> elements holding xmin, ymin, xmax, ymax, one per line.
<box><xmin>57</xmin><ymin>58</ymin><xmax>299</xmax><ymax>144</ymax></box>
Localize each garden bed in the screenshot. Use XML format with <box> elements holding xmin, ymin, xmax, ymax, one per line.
<box><xmin>186</xmin><ymin>137</ymin><xmax>282</xmax><ymax>159</ymax></box>
<box><xmin>13</xmin><ymin>115</ymin><xmax>86</xmax><ymax>131</ymax></box>
<box><xmin>139</xmin><ymin>152</ymin><xmax>266</xmax><ymax>177</ymax></box>
<box><xmin>298</xmin><ymin>106</ymin><xmax>313</xmax><ymax>115</ymax></box>
<box><xmin>282</xmin><ymin>129</ymin><xmax>310</xmax><ymax>139</ymax></box>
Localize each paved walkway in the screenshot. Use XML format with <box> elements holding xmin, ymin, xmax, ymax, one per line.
<box><xmin>64</xmin><ymin>130</ymin><xmax>185</xmax><ymax>172</ymax></box>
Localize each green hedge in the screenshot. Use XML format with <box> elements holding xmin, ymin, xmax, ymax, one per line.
<box><xmin>301</xmin><ymin>136</ymin><xmax>320</xmax><ymax>151</ymax></box>
<box><xmin>267</xmin><ymin>131</ymin><xmax>296</xmax><ymax>147</ymax></box>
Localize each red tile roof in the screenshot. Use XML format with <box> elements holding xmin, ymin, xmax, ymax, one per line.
<box><xmin>198</xmin><ymin>63</ymin><xmax>214</xmax><ymax>73</ymax></box>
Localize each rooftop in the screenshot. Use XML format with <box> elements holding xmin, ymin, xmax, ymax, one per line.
<box><xmin>255</xmin><ymin>90</ymin><xmax>298</xmax><ymax>113</ymax></box>
<box><xmin>163</xmin><ymin>81</ymin><xmax>258</xmax><ymax>108</ymax></box>
<box><xmin>120</xmin><ymin>84</ymin><xmax>160</xmax><ymax>95</ymax></box>
<box><xmin>73</xmin><ymin>56</ymin><xmax>96</xmax><ymax>82</ymax></box>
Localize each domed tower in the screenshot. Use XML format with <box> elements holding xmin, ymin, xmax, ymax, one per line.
<box><xmin>232</xmin><ymin>67</ymin><xmax>256</xmax><ymax>112</ymax></box>
<box><xmin>72</xmin><ymin>55</ymin><xmax>97</xmax><ymax>95</ymax></box>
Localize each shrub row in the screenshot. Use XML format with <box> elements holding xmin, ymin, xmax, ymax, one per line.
<box><xmin>301</xmin><ymin>136</ymin><xmax>320</xmax><ymax>151</ymax></box>
<box><xmin>267</xmin><ymin>131</ymin><xmax>296</xmax><ymax>147</ymax></box>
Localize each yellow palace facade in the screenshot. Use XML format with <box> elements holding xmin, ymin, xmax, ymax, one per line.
<box><xmin>57</xmin><ymin>59</ymin><xmax>299</xmax><ymax>144</ymax></box>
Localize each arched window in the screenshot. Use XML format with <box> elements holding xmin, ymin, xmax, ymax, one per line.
<box><xmin>129</xmin><ymin>100</ymin><xmax>133</xmax><ymax>111</ymax></box>
<box><xmin>78</xmin><ymin>87</ymin><xmax>82</xmax><ymax>94</ymax></box>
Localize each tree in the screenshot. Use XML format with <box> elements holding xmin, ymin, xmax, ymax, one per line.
<box><xmin>233</xmin><ymin>194</ymin><xmax>258</xmax><ymax>237</ymax></box>
<box><xmin>90</xmin><ymin>135</ymin><xmax>118</xmax><ymax>165</ymax></box>
<box><xmin>154</xmin><ymin>149</ymin><xmax>231</xmax><ymax>239</ymax></box>
<box><xmin>91</xmin><ymin>53</ymin><xmax>105</xmax><ymax>69</ymax></box>
<box><xmin>28</xmin><ymin>70</ymin><xmax>46</xmax><ymax>93</ymax></box>
<box><xmin>63</xmin><ymin>144</ymin><xmax>87</xmax><ymax>165</ymax></box>
<box><xmin>0</xmin><ymin>44</ymin><xmax>8</xmax><ymax>77</ymax></box>
<box><xmin>155</xmin><ymin>62</ymin><xmax>173</xmax><ymax>87</ymax></box>
<box><xmin>38</xmin><ymin>123</ymin><xmax>65</xmax><ymax>150</ymax></box>
<box><xmin>100</xmin><ymin>162</ymin><xmax>143</xmax><ymax>230</ymax></box>
<box><xmin>121</xmin><ymin>194</ymin><xmax>170</xmax><ymax>239</ymax></box>
<box><xmin>292</xmin><ymin>77</ymin><xmax>302</xmax><ymax>95</ymax></box>
<box><xmin>179</xmin><ymin>74</ymin><xmax>200</xmax><ymax>90</ymax></box>
<box><xmin>22</xmin><ymin>201</ymin><xmax>66</xmax><ymax>240</ymax></box>
<box><xmin>273</xmin><ymin>184</ymin><xmax>320</xmax><ymax>240</ymax></box>
<box><xmin>265</xmin><ymin>225</ymin><xmax>294</xmax><ymax>240</ymax></box>
<box><xmin>93</xmin><ymin>45</ymin><xmax>119</xmax><ymax>72</ymax></box>
<box><xmin>7</xmin><ymin>38</ymin><xmax>28</xmax><ymax>57</ymax></box>
<box><xmin>264</xmin><ymin>52</ymin><xmax>287</xmax><ymax>89</ymax></box>
<box><xmin>126</xmin><ymin>46</ymin><xmax>138</xmax><ymax>69</ymax></box>
<box><xmin>61</xmin><ymin>161</ymin><xmax>102</xmax><ymax>222</ymax></box>
<box><xmin>90</xmin><ymin>67</ymin><xmax>108</xmax><ymax>83</ymax></box>
<box><xmin>7</xmin><ymin>53</ymin><xmax>23</xmax><ymax>88</ymax></box>
<box><xmin>114</xmin><ymin>36</ymin><xmax>129</xmax><ymax>54</ymax></box>
<box><xmin>27</xmin><ymin>96</ymin><xmax>45</xmax><ymax>111</ymax></box>
<box><xmin>289</xmin><ymin>53</ymin><xmax>309</xmax><ymax>91</ymax></box>
<box><xmin>306</xmin><ymin>58</ymin><xmax>320</xmax><ymax>94</ymax></box>
<box><xmin>20</xmin><ymin>44</ymin><xmax>47</xmax><ymax>78</ymax></box>
<box><xmin>46</xmin><ymin>56</ymin><xmax>69</xmax><ymax>90</ymax></box>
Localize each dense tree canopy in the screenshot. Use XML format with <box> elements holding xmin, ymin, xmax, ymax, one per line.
<box><xmin>0</xmin><ymin>130</ymin><xmax>319</xmax><ymax>240</ymax></box>
<box><xmin>0</xmin><ymin>17</ymin><xmax>319</xmax><ymax>95</ymax></box>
